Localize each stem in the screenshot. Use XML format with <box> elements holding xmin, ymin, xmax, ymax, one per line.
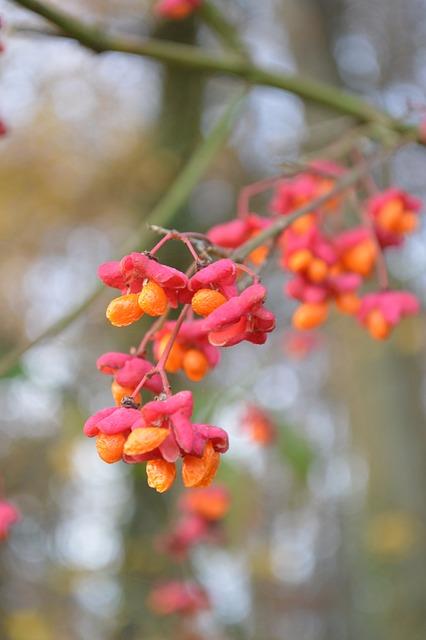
<box><xmin>132</xmin><ymin>305</ymin><xmax>191</xmax><ymax>398</ymax></box>
<box><xmin>149</xmin><ymin>233</ymin><xmax>173</xmax><ymax>256</ymax></box>
<box><xmin>0</xmin><ymin>89</ymin><xmax>247</xmax><ymax>378</ymax></box>
<box><xmin>197</xmin><ymin>1</ymin><xmax>248</xmax><ymax>57</ymax></box>
<box><xmin>8</xmin><ymin>0</ymin><xmax>419</xmax><ymax>136</ymax></box>
<box><xmin>180</xmin><ymin>237</ymin><xmax>200</xmax><ymax>262</ymax></box>
<box><xmin>237</xmin><ymin>175</ymin><xmax>290</xmax><ymax>218</ymax></box>
<box><xmin>135</xmin><ymin>313</ymin><xmax>169</xmax><ymax>357</ymax></box>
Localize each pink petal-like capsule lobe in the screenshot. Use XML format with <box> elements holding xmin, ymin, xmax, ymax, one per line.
<box><xmin>97</xmin><ymin>407</ymin><xmax>143</xmax><ymax>435</ymax></box>
<box><xmin>115</xmin><ymin>358</ymin><xmax>163</xmax><ymax>394</ymax></box>
<box><xmin>196</xmin><ymin>425</ymin><xmax>229</xmax><ymax>453</ymax></box>
<box><xmin>207</xmin><ymin>219</ymin><xmax>252</xmax><ymax>247</ymax></box>
<box><xmin>189</xmin><ymin>259</ymin><xmax>239</xmax><ymax>299</ymax></box>
<box><xmin>84</xmin><ymin>407</ymin><xmax>118</xmax><ymax>437</ymax></box>
<box><xmin>126</xmin><ymin>253</ymin><xmax>188</xmax><ymax>290</ymax></box>
<box><xmin>98</xmin><ymin>261</ymin><xmax>125</xmax><ymax>289</ymax></box>
<box><xmin>84</xmin><ymin>407</ymin><xmax>141</xmax><ymax>437</ymax></box>
<box><xmin>199</xmin><ymin>284</ymin><xmax>268</xmax><ymax>332</ymax></box>
<box><xmin>97</xmin><ymin>352</ymin><xmax>134</xmax><ymax>374</ymax></box>
<box><xmin>143</xmin><ymin>391</ymin><xmax>195</xmax><ymax>453</ymax></box>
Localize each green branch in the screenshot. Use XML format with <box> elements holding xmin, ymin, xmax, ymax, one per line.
<box><xmin>0</xmin><ymin>88</ymin><xmax>247</xmax><ymax>378</ymax></box>
<box><xmin>9</xmin><ymin>0</ymin><xmax>415</xmax><ymax>134</ymax></box>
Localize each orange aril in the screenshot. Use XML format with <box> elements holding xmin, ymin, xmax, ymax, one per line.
<box><xmin>377</xmin><ymin>199</ymin><xmax>403</xmax><ymax>232</ymax></box>
<box><xmin>96</xmin><ymin>432</ymin><xmax>127</xmax><ymax>464</ymax></box>
<box><xmin>138</xmin><ymin>280</ymin><xmax>168</xmax><ymax>316</ymax></box>
<box><xmin>290</xmin><ymin>213</ymin><xmax>316</xmax><ymax>235</ymax></box>
<box><xmin>182</xmin><ymin>349</ymin><xmax>210</xmax><ymax>381</ymax></box>
<box><xmin>191</xmin><ymin>289</ymin><xmax>227</xmax><ymax>317</ymax></box>
<box><xmin>158</xmin><ymin>333</ymin><xmax>185</xmax><ymax>372</ymax></box>
<box><xmin>111</xmin><ymin>380</ymin><xmax>141</xmax><ymax>407</ymax></box>
<box><xmin>316</xmin><ymin>179</ymin><xmax>340</xmax><ymax>211</ymax></box>
<box><xmin>307</xmin><ymin>258</ymin><xmax>328</xmax><ymax>282</ymax></box>
<box><xmin>398</xmin><ymin>211</ymin><xmax>418</xmax><ymax>233</ymax></box>
<box><xmin>182</xmin><ymin>440</ymin><xmax>220</xmax><ymax>488</ymax></box>
<box><xmin>146</xmin><ymin>459</ymin><xmax>176</xmax><ymax>493</ymax></box>
<box><xmin>106</xmin><ymin>294</ymin><xmax>144</xmax><ymax>327</ymax></box>
<box><xmin>287</xmin><ymin>249</ymin><xmax>313</xmax><ymax>272</ymax></box>
<box><xmin>247</xmin><ymin>230</ymin><xmax>269</xmax><ymax>265</ymax></box>
<box><xmin>341</xmin><ymin>239</ymin><xmax>377</xmax><ymax>276</ymax></box>
<box><xmin>365</xmin><ymin>308</ymin><xmax>391</xmax><ymax>340</ymax></box>
<box><xmin>292</xmin><ymin>301</ymin><xmax>329</xmax><ymax>330</ymax></box>
<box><xmin>334</xmin><ymin>292</ymin><xmax>361</xmax><ymax>315</ymax></box>
<box><xmin>248</xmin><ymin>244</ymin><xmax>269</xmax><ymax>265</ymax></box>
<box><xmin>124</xmin><ymin>427</ymin><xmax>170</xmax><ymax>456</ymax></box>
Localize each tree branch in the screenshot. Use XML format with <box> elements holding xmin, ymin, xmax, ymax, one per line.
<box><xmin>8</xmin><ymin>0</ymin><xmax>416</xmax><ymax>135</ymax></box>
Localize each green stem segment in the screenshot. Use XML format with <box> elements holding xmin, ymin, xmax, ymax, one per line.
<box><xmin>9</xmin><ymin>0</ymin><xmax>417</xmax><ymax>135</ymax></box>
<box><xmin>197</xmin><ymin>1</ymin><xmax>248</xmax><ymax>57</ymax></box>
<box><xmin>0</xmin><ymin>89</ymin><xmax>247</xmax><ymax>378</ymax></box>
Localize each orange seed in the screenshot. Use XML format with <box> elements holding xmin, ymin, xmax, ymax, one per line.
<box><xmin>182</xmin><ymin>440</ymin><xmax>220</xmax><ymax>488</ymax></box>
<box><xmin>191</xmin><ymin>289</ymin><xmax>227</xmax><ymax>317</ymax></box>
<box><xmin>106</xmin><ymin>294</ymin><xmax>144</xmax><ymax>327</ymax></box>
<box><xmin>138</xmin><ymin>280</ymin><xmax>168</xmax><ymax>316</ymax></box>
<box><xmin>287</xmin><ymin>249</ymin><xmax>313</xmax><ymax>273</ymax></box>
<box><xmin>124</xmin><ymin>427</ymin><xmax>170</xmax><ymax>456</ymax></box>
<box><xmin>292</xmin><ymin>301</ymin><xmax>329</xmax><ymax>330</ymax></box>
<box><xmin>111</xmin><ymin>380</ymin><xmax>141</xmax><ymax>407</ymax></box>
<box><xmin>365</xmin><ymin>309</ymin><xmax>391</xmax><ymax>340</ymax></box>
<box><xmin>334</xmin><ymin>292</ymin><xmax>361</xmax><ymax>315</ymax></box>
<box><xmin>146</xmin><ymin>459</ymin><xmax>176</xmax><ymax>493</ymax></box>
<box><xmin>158</xmin><ymin>334</ymin><xmax>185</xmax><ymax>373</ymax></box>
<box><xmin>96</xmin><ymin>432</ymin><xmax>127</xmax><ymax>464</ymax></box>
<box><xmin>182</xmin><ymin>349</ymin><xmax>210</xmax><ymax>382</ymax></box>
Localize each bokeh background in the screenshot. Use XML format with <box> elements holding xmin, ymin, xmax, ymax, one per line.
<box><xmin>1</xmin><ymin>0</ymin><xmax>426</xmax><ymax>639</ymax></box>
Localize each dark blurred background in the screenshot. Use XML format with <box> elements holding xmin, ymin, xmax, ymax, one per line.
<box><xmin>1</xmin><ymin>0</ymin><xmax>426</xmax><ymax>638</ymax></box>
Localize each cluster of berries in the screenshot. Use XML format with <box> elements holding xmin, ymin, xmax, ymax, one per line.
<box><xmin>86</xmin><ymin>161</ymin><xmax>422</xmax><ymax>491</ymax></box>
<box><xmin>208</xmin><ymin>162</ymin><xmax>422</xmax><ymax>340</ymax></box>
<box><xmin>84</xmin><ymin>240</ymin><xmax>275</xmax><ymax>492</ymax></box>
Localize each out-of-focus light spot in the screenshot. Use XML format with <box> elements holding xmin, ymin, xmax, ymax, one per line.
<box><xmin>254</xmin><ymin>364</ymin><xmax>299</xmax><ymax>410</ymax></box>
<box><xmin>4</xmin><ymin>609</ymin><xmax>52</xmax><ymax>640</ymax></box>
<box><xmin>383</xmin><ymin>82</ymin><xmax>425</xmax><ymax>119</ymax></box>
<box><xmin>22</xmin><ymin>344</ymin><xmax>78</xmax><ymax>388</ymax></box>
<box><xmin>364</xmin><ymin>510</ymin><xmax>420</xmax><ymax>559</ymax></box>
<box><xmin>387</xmin><ymin>236</ymin><xmax>426</xmax><ymax>281</ymax></box>
<box><xmin>73</xmin><ymin>574</ymin><xmax>122</xmax><ymax>617</ymax></box>
<box><xmin>5</xmin><ymin>378</ymin><xmax>60</xmax><ymax>436</ymax></box>
<box><xmin>334</xmin><ymin>34</ymin><xmax>380</xmax><ymax>88</ymax></box>
<box><xmin>194</xmin><ymin>548</ymin><xmax>251</xmax><ymax>624</ymax></box>
<box><xmin>52</xmin><ymin>79</ymin><xmax>96</xmax><ymax>123</ymax></box>
<box><xmin>308</xmin><ymin>454</ymin><xmax>369</xmax><ymax>502</ymax></box>
<box><xmin>271</xmin><ymin>511</ymin><xmax>318</xmax><ymax>584</ymax></box>
<box><xmin>55</xmin><ymin>516</ymin><xmax>122</xmax><ymax>570</ymax></box>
